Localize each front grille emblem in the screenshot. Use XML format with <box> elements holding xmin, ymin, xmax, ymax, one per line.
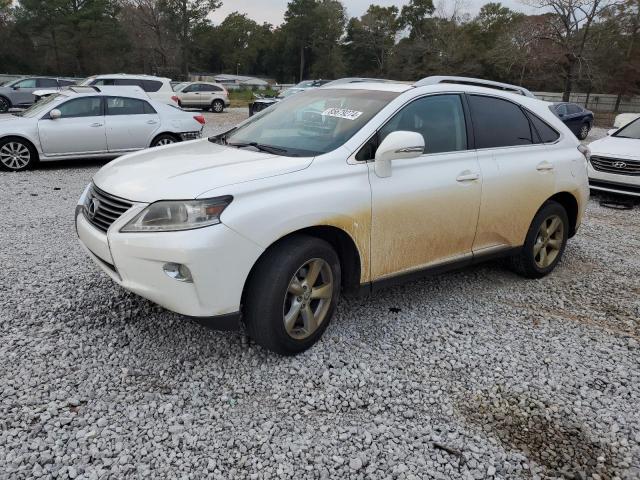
<box><xmin>87</xmin><ymin>197</ymin><xmax>101</xmax><ymax>220</ymax></box>
<box><xmin>612</xmin><ymin>161</ymin><xmax>627</xmax><ymax>169</ymax></box>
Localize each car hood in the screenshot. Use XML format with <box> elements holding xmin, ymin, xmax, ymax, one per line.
<box><xmin>93</xmin><ymin>139</ymin><xmax>313</xmax><ymax>203</ymax></box>
<box><xmin>589</xmin><ymin>136</ymin><xmax>640</xmax><ymax>160</ymax></box>
<box><xmin>0</xmin><ymin>114</ymin><xmax>30</xmax><ymax>127</ymax></box>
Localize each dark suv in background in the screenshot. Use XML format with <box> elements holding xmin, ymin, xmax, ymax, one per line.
<box><xmin>551</xmin><ymin>102</ymin><xmax>594</xmax><ymax>140</ymax></box>
<box><xmin>0</xmin><ymin>77</ymin><xmax>76</xmax><ymax>113</ymax></box>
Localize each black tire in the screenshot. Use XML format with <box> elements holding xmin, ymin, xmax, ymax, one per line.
<box><xmin>212</xmin><ymin>99</ymin><xmax>224</xmax><ymax>113</ymax></box>
<box><xmin>244</xmin><ymin>235</ymin><xmax>341</xmax><ymax>355</ymax></box>
<box><xmin>0</xmin><ymin>96</ymin><xmax>10</xmax><ymax>113</ymax></box>
<box><xmin>578</xmin><ymin>122</ymin><xmax>590</xmax><ymax>140</ymax></box>
<box><xmin>509</xmin><ymin>201</ymin><xmax>569</xmax><ymax>279</ymax></box>
<box><xmin>150</xmin><ymin>134</ymin><xmax>179</xmax><ymax>148</ymax></box>
<box><xmin>0</xmin><ymin>137</ymin><xmax>38</xmax><ymax>171</ymax></box>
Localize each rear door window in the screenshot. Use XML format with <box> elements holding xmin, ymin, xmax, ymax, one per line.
<box><xmin>37</xmin><ymin>78</ymin><xmax>59</xmax><ymax>88</ymax></box>
<box><xmin>468</xmin><ymin>95</ymin><xmax>534</xmax><ymax>148</ymax></box>
<box><xmin>106</xmin><ymin>97</ymin><xmax>150</xmax><ymax>115</ymax></box>
<box><xmin>141</xmin><ymin>80</ymin><xmax>163</xmax><ymax>92</ymax></box>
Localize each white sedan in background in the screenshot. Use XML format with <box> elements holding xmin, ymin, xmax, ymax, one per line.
<box><xmin>0</xmin><ymin>86</ymin><xmax>205</xmax><ymax>171</ymax></box>
<box><xmin>588</xmin><ymin>116</ymin><xmax>640</xmax><ymax>197</ymax></box>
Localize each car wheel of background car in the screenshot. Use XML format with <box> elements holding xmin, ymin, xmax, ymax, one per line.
<box><xmin>212</xmin><ymin>99</ymin><xmax>224</xmax><ymax>113</ymax></box>
<box><xmin>243</xmin><ymin>234</ymin><xmax>341</xmax><ymax>355</ymax></box>
<box><xmin>509</xmin><ymin>201</ymin><xmax>569</xmax><ymax>279</ymax></box>
<box><xmin>578</xmin><ymin>123</ymin><xmax>590</xmax><ymax>140</ymax></box>
<box><xmin>0</xmin><ymin>96</ymin><xmax>10</xmax><ymax>113</ymax></box>
<box><xmin>151</xmin><ymin>134</ymin><xmax>179</xmax><ymax>148</ymax></box>
<box><xmin>0</xmin><ymin>137</ymin><xmax>37</xmax><ymax>172</ymax></box>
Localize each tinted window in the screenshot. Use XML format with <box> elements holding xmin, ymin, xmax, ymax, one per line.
<box><xmin>92</xmin><ymin>79</ymin><xmax>115</xmax><ymax>86</ymax></box>
<box><xmin>56</xmin><ymin>97</ymin><xmax>102</xmax><ymax>118</ymax></box>
<box><xmin>14</xmin><ymin>78</ymin><xmax>37</xmax><ymax>88</ymax></box>
<box><xmin>527</xmin><ymin>112</ymin><xmax>560</xmax><ymax>143</ymax></box>
<box><xmin>200</xmin><ymin>84</ymin><xmax>222</xmax><ymax>92</ymax></box>
<box><xmin>469</xmin><ymin>95</ymin><xmax>534</xmax><ymax>148</ymax></box>
<box><xmin>106</xmin><ymin>97</ymin><xmax>152</xmax><ymax>115</ymax></box>
<box><xmin>566</xmin><ymin>104</ymin><xmax>582</xmax><ymax>114</ymax></box>
<box><xmin>37</xmin><ymin>78</ymin><xmax>58</xmax><ymax>88</ymax></box>
<box><xmin>115</xmin><ymin>79</ymin><xmax>142</xmax><ymax>88</ymax></box>
<box><xmin>141</xmin><ymin>80</ymin><xmax>162</xmax><ymax>92</ymax></box>
<box><xmin>58</xmin><ymin>79</ymin><xmax>75</xmax><ymax>87</ymax></box>
<box><xmin>182</xmin><ymin>84</ymin><xmax>197</xmax><ymax>93</ymax></box>
<box><xmin>379</xmin><ymin>94</ymin><xmax>467</xmax><ymax>154</ymax></box>
<box><xmin>555</xmin><ymin>104</ymin><xmax>567</xmax><ymax>116</ymax></box>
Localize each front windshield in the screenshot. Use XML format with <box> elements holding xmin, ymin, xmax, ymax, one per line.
<box><xmin>223</xmin><ymin>88</ymin><xmax>400</xmax><ymax>156</ymax></box>
<box><xmin>295</xmin><ymin>81</ymin><xmax>315</xmax><ymax>88</ymax></box>
<box><xmin>614</xmin><ymin>117</ymin><xmax>640</xmax><ymax>140</ymax></box>
<box><xmin>277</xmin><ymin>88</ymin><xmax>299</xmax><ymax>99</ymax></box>
<box><xmin>19</xmin><ymin>94</ymin><xmax>61</xmax><ymax>118</ymax></box>
<box><xmin>76</xmin><ymin>77</ymin><xmax>94</xmax><ymax>86</ymax></box>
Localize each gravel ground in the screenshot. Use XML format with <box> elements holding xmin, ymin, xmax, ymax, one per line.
<box><xmin>1</xmin><ymin>111</ymin><xmax>639</xmax><ymax>480</ymax></box>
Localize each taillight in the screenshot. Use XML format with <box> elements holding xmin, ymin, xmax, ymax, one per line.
<box><xmin>171</xmin><ymin>95</ymin><xmax>179</xmax><ymax>104</ymax></box>
<box><xmin>194</xmin><ymin>115</ymin><xmax>205</xmax><ymax>125</ymax></box>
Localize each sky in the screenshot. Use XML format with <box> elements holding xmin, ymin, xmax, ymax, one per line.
<box><xmin>210</xmin><ymin>0</ymin><xmax>538</xmax><ymax>26</ymax></box>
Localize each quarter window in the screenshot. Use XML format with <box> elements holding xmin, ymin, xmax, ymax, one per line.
<box><xmin>106</xmin><ymin>97</ymin><xmax>155</xmax><ymax>115</ymax></box>
<box><xmin>55</xmin><ymin>97</ymin><xmax>102</xmax><ymax>118</ymax></box>
<box><xmin>468</xmin><ymin>95</ymin><xmax>534</xmax><ymax>148</ymax></box>
<box><xmin>527</xmin><ymin>112</ymin><xmax>560</xmax><ymax>143</ymax></box>
<box><xmin>379</xmin><ymin>94</ymin><xmax>468</xmax><ymax>154</ymax></box>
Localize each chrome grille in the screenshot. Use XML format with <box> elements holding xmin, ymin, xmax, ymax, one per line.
<box><xmin>590</xmin><ymin>156</ymin><xmax>640</xmax><ymax>176</ymax></box>
<box><xmin>84</xmin><ymin>185</ymin><xmax>133</xmax><ymax>232</ymax></box>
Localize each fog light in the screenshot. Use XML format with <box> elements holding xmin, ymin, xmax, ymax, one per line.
<box><xmin>163</xmin><ymin>262</ymin><xmax>193</xmax><ymax>283</ymax></box>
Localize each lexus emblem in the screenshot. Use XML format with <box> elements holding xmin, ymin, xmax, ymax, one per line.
<box><xmin>612</xmin><ymin>161</ymin><xmax>627</xmax><ymax>169</ymax></box>
<box><xmin>87</xmin><ymin>198</ymin><xmax>101</xmax><ymax>219</ymax></box>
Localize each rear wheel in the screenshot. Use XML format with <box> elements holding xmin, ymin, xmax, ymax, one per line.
<box><xmin>0</xmin><ymin>96</ymin><xmax>10</xmax><ymax>113</ymax></box>
<box><xmin>578</xmin><ymin>122</ymin><xmax>590</xmax><ymax>140</ymax></box>
<box><xmin>244</xmin><ymin>235</ymin><xmax>341</xmax><ymax>355</ymax></box>
<box><xmin>212</xmin><ymin>99</ymin><xmax>224</xmax><ymax>113</ymax></box>
<box><xmin>509</xmin><ymin>201</ymin><xmax>569</xmax><ymax>279</ymax></box>
<box><xmin>0</xmin><ymin>138</ymin><xmax>37</xmax><ymax>171</ymax></box>
<box><xmin>150</xmin><ymin>134</ymin><xmax>179</xmax><ymax>147</ymax></box>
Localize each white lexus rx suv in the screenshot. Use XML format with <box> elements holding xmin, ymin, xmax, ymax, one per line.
<box><xmin>76</xmin><ymin>77</ymin><xmax>590</xmax><ymax>355</ymax></box>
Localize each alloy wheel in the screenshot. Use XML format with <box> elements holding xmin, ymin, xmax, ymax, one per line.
<box><xmin>283</xmin><ymin>258</ymin><xmax>334</xmax><ymax>340</ymax></box>
<box><xmin>0</xmin><ymin>98</ymin><xmax>8</xmax><ymax>113</ymax></box>
<box><xmin>213</xmin><ymin>101</ymin><xmax>223</xmax><ymax>113</ymax></box>
<box><xmin>533</xmin><ymin>214</ymin><xmax>564</xmax><ymax>268</ymax></box>
<box><xmin>580</xmin><ymin>124</ymin><xmax>589</xmax><ymax>139</ymax></box>
<box><xmin>155</xmin><ymin>138</ymin><xmax>175</xmax><ymax>146</ymax></box>
<box><xmin>0</xmin><ymin>142</ymin><xmax>31</xmax><ymax>170</ymax></box>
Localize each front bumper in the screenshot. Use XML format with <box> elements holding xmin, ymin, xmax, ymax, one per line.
<box><xmin>75</xmin><ymin>201</ymin><xmax>264</xmax><ymax>321</ymax></box>
<box><xmin>588</xmin><ymin>163</ymin><xmax>640</xmax><ymax>197</ymax></box>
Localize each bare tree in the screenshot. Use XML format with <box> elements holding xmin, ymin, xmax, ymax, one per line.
<box><xmin>524</xmin><ymin>0</ymin><xmax>621</xmax><ymax>100</ymax></box>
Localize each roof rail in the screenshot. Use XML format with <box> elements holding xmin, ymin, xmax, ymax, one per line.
<box><xmin>414</xmin><ymin>76</ymin><xmax>535</xmax><ymax>97</ymax></box>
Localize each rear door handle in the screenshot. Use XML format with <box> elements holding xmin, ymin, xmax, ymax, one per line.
<box><xmin>90</xmin><ymin>123</ymin><xmax>103</xmax><ymax>127</ymax></box>
<box><xmin>146</xmin><ymin>120</ymin><xmax>158</xmax><ymax>125</ymax></box>
<box><xmin>536</xmin><ymin>161</ymin><xmax>554</xmax><ymax>171</ymax></box>
<box><xmin>456</xmin><ymin>171</ymin><xmax>480</xmax><ymax>182</ymax></box>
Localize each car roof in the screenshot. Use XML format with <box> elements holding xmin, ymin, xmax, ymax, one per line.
<box><xmin>91</xmin><ymin>73</ymin><xmax>171</xmax><ymax>82</ymax></box>
<box><xmin>57</xmin><ymin>85</ymin><xmax>150</xmax><ymax>99</ymax></box>
<box><xmin>321</xmin><ymin>82</ymin><xmax>413</xmax><ymax>93</ymax></box>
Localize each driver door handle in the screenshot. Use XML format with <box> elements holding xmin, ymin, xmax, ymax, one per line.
<box><xmin>536</xmin><ymin>161</ymin><xmax>554</xmax><ymax>171</ymax></box>
<box><xmin>456</xmin><ymin>171</ymin><xmax>480</xmax><ymax>182</ymax></box>
<box><xmin>146</xmin><ymin>120</ymin><xmax>158</xmax><ymax>125</ymax></box>
<box><xmin>90</xmin><ymin>123</ymin><xmax>103</xmax><ymax>127</ymax></box>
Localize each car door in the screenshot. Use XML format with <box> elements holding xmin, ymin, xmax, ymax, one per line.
<box><xmin>104</xmin><ymin>96</ymin><xmax>160</xmax><ymax>152</ymax></box>
<box><xmin>467</xmin><ymin>94</ymin><xmax>557</xmax><ymax>252</ymax></box>
<box><xmin>367</xmin><ymin>94</ymin><xmax>482</xmax><ymax>280</ymax></box>
<box><xmin>38</xmin><ymin>96</ymin><xmax>107</xmax><ymax>156</ymax></box>
<box><xmin>180</xmin><ymin>84</ymin><xmax>202</xmax><ymax>107</ymax></box>
<box><xmin>11</xmin><ymin>78</ymin><xmax>38</xmax><ymax>106</ymax></box>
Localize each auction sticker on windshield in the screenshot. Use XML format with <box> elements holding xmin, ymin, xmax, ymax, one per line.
<box><xmin>322</xmin><ymin>108</ymin><xmax>363</xmax><ymax>121</ymax></box>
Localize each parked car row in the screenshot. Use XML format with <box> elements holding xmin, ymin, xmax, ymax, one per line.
<box><xmin>0</xmin><ymin>76</ymin><xmax>77</xmax><ymax>112</ymax></box>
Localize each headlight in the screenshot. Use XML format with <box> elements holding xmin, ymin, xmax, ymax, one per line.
<box><xmin>120</xmin><ymin>196</ymin><xmax>232</xmax><ymax>232</ymax></box>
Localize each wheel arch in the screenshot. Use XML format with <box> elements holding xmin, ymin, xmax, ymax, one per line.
<box><xmin>0</xmin><ymin>135</ymin><xmax>40</xmax><ymax>162</ymax></box>
<box><xmin>0</xmin><ymin>95</ymin><xmax>11</xmax><ymax>107</ymax></box>
<box><xmin>546</xmin><ymin>191</ymin><xmax>579</xmax><ymax>238</ymax></box>
<box><xmin>150</xmin><ymin>132</ymin><xmax>181</xmax><ymax>147</ymax></box>
<box><xmin>241</xmin><ymin>225</ymin><xmax>363</xmax><ymax>308</ymax></box>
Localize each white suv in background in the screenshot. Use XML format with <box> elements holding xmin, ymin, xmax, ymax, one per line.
<box><xmin>175</xmin><ymin>82</ymin><xmax>230</xmax><ymax>112</ymax></box>
<box><xmin>79</xmin><ymin>74</ymin><xmax>178</xmax><ymax>105</ymax></box>
<box><xmin>76</xmin><ymin>77</ymin><xmax>589</xmax><ymax>355</ymax></box>
<box><xmin>0</xmin><ymin>86</ymin><xmax>204</xmax><ymax>171</ymax></box>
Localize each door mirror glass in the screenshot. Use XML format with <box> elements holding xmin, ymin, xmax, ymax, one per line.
<box><xmin>374</xmin><ymin>131</ymin><xmax>425</xmax><ymax>178</ymax></box>
<box><xmin>49</xmin><ymin>109</ymin><xmax>62</xmax><ymax>120</ymax></box>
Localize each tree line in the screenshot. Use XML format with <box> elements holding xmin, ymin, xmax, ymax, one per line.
<box><xmin>0</xmin><ymin>0</ymin><xmax>638</xmax><ymax>103</ymax></box>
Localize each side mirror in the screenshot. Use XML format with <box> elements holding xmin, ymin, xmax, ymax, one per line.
<box><xmin>374</xmin><ymin>131</ymin><xmax>425</xmax><ymax>178</ymax></box>
<box><xmin>12</xmin><ymin>86</ymin><xmax>19</xmax><ymax>90</ymax></box>
<box><xmin>607</xmin><ymin>128</ymin><xmax>617</xmax><ymax>136</ymax></box>
<box><xmin>49</xmin><ymin>109</ymin><xmax>62</xmax><ymax>120</ymax></box>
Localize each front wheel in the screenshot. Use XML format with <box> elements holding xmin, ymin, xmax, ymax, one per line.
<box><xmin>578</xmin><ymin>123</ymin><xmax>590</xmax><ymax>140</ymax></box>
<box><xmin>0</xmin><ymin>138</ymin><xmax>37</xmax><ymax>171</ymax></box>
<box><xmin>509</xmin><ymin>201</ymin><xmax>569</xmax><ymax>279</ymax></box>
<box><xmin>0</xmin><ymin>96</ymin><xmax>10</xmax><ymax>113</ymax></box>
<box><xmin>243</xmin><ymin>235</ymin><xmax>341</xmax><ymax>355</ymax></box>
<box><xmin>212</xmin><ymin>99</ymin><xmax>224</xmax><ymax>113</ymax></box>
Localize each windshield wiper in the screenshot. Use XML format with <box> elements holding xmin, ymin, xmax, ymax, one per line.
<box><xmin>208</xmin><ymin>126</ymin><xmax>238</xmax><ymax>145</ymax></box>
<box><xmin>228</xmin><ymin>142</ymin><xmax>291</xmax><ymax>155</ymax></box>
